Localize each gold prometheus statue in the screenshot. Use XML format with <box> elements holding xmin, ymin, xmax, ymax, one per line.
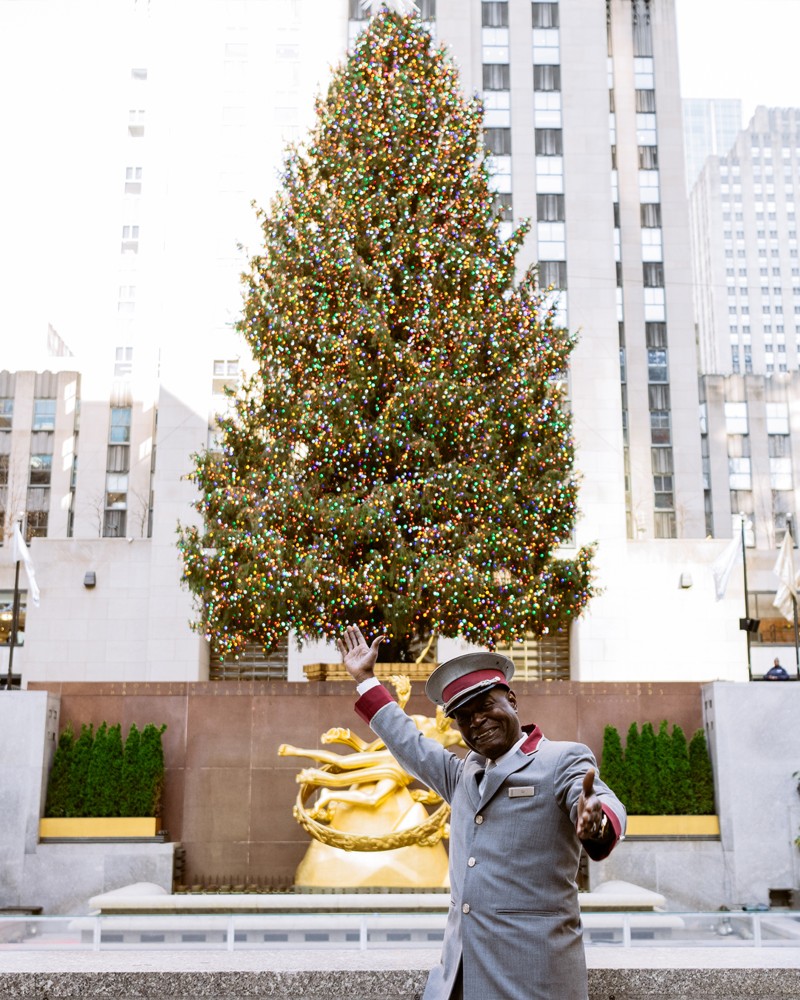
<box><xmin>278</xmin><ymin>675</ymin><xmax>464</xmax><ymax>888</ymax></box>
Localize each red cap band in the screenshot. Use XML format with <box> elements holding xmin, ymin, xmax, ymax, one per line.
<box><xmin>441</xmin><ymin>668</ymin><xmax>509</xmax><ymax>707</ymax></box>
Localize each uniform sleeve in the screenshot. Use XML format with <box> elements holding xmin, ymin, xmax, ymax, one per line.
<box><xmin>355</xmin><ymin>686</ymin><xmax>463</xmax><ymax>804</ymax></box>
<box><xmin>553</xmin><ymin>742</ymin><xmax>627</xmax><ymax>861</ymax></box>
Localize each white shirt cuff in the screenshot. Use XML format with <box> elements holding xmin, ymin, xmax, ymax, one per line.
<box><xmin>356</xmin><ymin>676</ymin><xmax>381</xmax><ymax>695</ymax></box>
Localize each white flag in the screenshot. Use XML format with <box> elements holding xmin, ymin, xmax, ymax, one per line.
<box><xmin>773</xmin><ymin>530</ymin><xmax>798</xmax><ymax>622</ymax></box>
<box><xmin>712</xmin><ymin>533</ymin><xmax>742</xmax><ymax>601</ymax></box>
<box><xmin>10</xmin><ymin>521</ymin><xmax>40</xmax><ymax>607</ymax></box>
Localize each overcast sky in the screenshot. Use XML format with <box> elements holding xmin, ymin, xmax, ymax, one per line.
<box><xmin>676</xmin><ymin>0</ymin><xmax>800</xmax><ymax>120</ymax></box>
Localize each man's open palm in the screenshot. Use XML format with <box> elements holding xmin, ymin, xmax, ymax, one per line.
<box><xmin>337</xmin><ymin>624</ymin><xmax>385</xmax><ymax>682</ymax></box>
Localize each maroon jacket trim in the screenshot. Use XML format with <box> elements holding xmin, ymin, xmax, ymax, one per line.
<box><xmin>354</xmin><ymin>684</ymin><xmax>395</xmax><ymax>723</ymax></box>
<box><xmin>521</xmin><ymin>723</ymin><xmax>544</xmax><ymax>752</ymax></box>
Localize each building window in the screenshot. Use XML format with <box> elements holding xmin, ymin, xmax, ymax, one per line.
<box><xmin>124</xmin><ymin>166</ymin><xmax>142</xmax><ymax>194</ymax></box>
<box><xmin>636</xmin><ymin>113</ymin><xmax>657</xmax><ymax>146</ymax></box>
<box><xmin>0</xmin><ymin>590</ymin><xmax>26</xmax><ymax>645</ymax></box>
<box><xmin>128</xmin><ymin>110</ymin><xmax>145</xmax><ymax>137</ymax></box>
<box><xmin>641</xmin><ymin>228</ymin><xmax>663</xmax><ymax>261</ymax></box>
<box><xmin>533</xmin><ymin>64</ymin><xmax>560</xmax><ymax>91</ymax></box>
<box><xmin>115</xmin><ymin>346</ymin><xmax>134</xmax><ymax>377</ymax></box>
<box><xmin>29</xmin><ymin>455</ymin><xmax>52</xmax><ymax>485</ymax></box>
<box><xmin>32</xmin><ymin>399</ymin><xmax>56</xmax><ymax>431</ymax></box>
<box><xmin>640</xmin><ymin>203</ymin><xmax>661</xmax><ymax>227</ymax></box>
<box><xmin>724</xmin><ymin>401</ymin><xmax>748</xmax><ymax>435</ymax></box>
<box><xmin>633</xmin><ymin>57</ymin><xmax>654</xmax><ymax>89</ymax></box>
<box><xmin>643</xmin><ymin>262</ymin><xmax>665</xmax><ymax>287</ymax></box>
<box><xmin>106</xmin><ymin>473</ymin><xmax>129</xmax><ymax>509</ymax></box>
<box><xmin>485</xmin><ymin>128</ymin><xmax>511</xmax><ymax>155</ymax></box>
<box><xmin>531</xmin><ymin>2</ymin><xmax>559</xmax><ymax>28</ymax></box>
<box><xmin>536</xmin><ymin>193</ymin><xmax>564</xmax><ymax>221</ymax></box>
<box><xmin>103</xmin><ymin>509</ymin><xmax>127</xmax><ymax>538</ymax></box>
<box><xmin>483</xmin><ymin>1</ymin><xmax>509</xmax><ymax>26</ymax></box>
<box><xmin>493</xmin><ymin>193</ymin><xmax>513</xmax><ymax>222</ymax></box>
<box><xmin>770</xmin><ymin>457</ymin><xmax>793</xmax><ymax>491</ymax></box>
<box><xmin>26</xmin><ymin>509</ymin><xmax>48</xmax><ymax>540</ymax></box>
<box><xmin>639</xmin><ymin>170</ymin><xmax>660</xmax><ymax>202</ymax></box>
<box><xmin>118</xmin><ymin>286</ymin><xmax>136</xmax><ymax>315</ymax></box>
<box><xmin>766</xmin><ymin>402</ymin><xmax>789</xmax><ymax>435</ymax></box>
<box><xmin>0</xmin><ymin>399</ymin><xmax>12</xmax><ymax>430</ymax></box>
<box><xmin>650</xmin><ymin>410</ymin><xmax>671</xmax><ymax>445</ymax></box>
<box><xmin>110</xmin><ymin>407</ymin><xmax>132</xmax><ymax>444</ymax></box>
<box><xmin>532</xmin><ymin>28</ymin><xmax>559</xmax><ymax>63</ymax></box>
<box><xmin>483</xmin><ymin>27</ymin><xmax>510</xmax><ymax>63</ymax></box>
<box><xmin>537</xmin><ymin>260</ymin><xmax>567</xmax><ymax>288</ymax></box>
<box><xmin>654</xmin><ymin>512</ymin><xmax>676</xmax><ymax>538</ymax></box>
<box><xmin>647</xmin><ymin>348</ymin><xmax>668</xmax><ymax>382</ymax></box>
<box><xmin>107</xmin><ymin>445</ymin><xmax>131</xmax><ymax>473</ymax></box>
<box><xmin>535</xmin><ymin>129</ymin><xmax>562</xmax><ymax>155</ymax></box>
<box><xmin>729</xmin><ymin>456</ymin><xmax>752</xmax><ymax>490</ymax></box>
<box><xmin>483</xmin><ymin>64</ymin><xmax>510</xmax><ymax>90</ymax></box>
<box><xmin>536</xmin><ymin>154</ymin><xmax>563</xmax><ymax>193</ymax></box>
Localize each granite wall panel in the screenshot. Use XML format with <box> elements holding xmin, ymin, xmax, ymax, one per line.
<box><xmin>29</xmin><ymin>681</ymin><xmax>705</xmax><ymax>888</ymax></box>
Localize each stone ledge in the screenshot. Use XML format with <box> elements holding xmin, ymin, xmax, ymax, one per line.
<box><xmin>1</xmin><ymin>967</ymin><xmax>800</xmax><ymax>999</ymax></box>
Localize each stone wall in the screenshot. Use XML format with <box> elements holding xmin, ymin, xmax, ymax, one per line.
<box><xmin>27</xmin><ymin>680</ymin><xmax>705</xmax><ymax>891</ymax></box>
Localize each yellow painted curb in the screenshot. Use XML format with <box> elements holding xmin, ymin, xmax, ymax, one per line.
<box><xmin>39</xmin><ymin>817</ymin><xmax>160</xmax><ymax>838</ymax></box>
<box><xmin>625</xmin><ymin>815</ymin><xmax>719</xmax><ymax>836</ymax></box>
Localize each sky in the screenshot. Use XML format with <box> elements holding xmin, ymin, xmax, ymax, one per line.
<box><xmin>675</xmin><ymin>0</ymin><xmax>800</xmax><ymax>121</ymax></box>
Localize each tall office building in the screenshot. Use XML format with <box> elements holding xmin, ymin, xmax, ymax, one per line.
<box><xmin>690</xmin><ymin>106</ymin><xmax>800</xmax><ymax>377</ymax></box>
<box><xmin>1</xmin><ymin>0</ymin><xmax>750</xmax><ymax>687</ymax></box>
<box><xmin>682</xmin><ymin>97</ymin><xmax>742</xmax><ymax>192</ymax></box>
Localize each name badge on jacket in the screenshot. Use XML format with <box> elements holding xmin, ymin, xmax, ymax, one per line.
<box><xmin>508</xmin><ymin>786</ymin><xmax>536</xmax><ymax>798</ymax></box>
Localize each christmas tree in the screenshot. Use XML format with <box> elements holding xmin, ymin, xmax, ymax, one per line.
<box><xmin>179</xmin><ymin>3</ymin><xmax>594</xmax><ymax>661</ymax></box>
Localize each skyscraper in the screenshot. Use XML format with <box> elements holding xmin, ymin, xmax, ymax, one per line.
<box><xmin>691</xmin><ymin>106</ymin><xmax>800</xmax><ymax>377</ymax></box>
<box><xmin>1</xmin><ymin>0</ymin><xmax>747</xmax><ymax>686</ymax></box>
<box><xmin>683</xmin><ymin>97</ymin><xmax>742</xmax><ymax>193</ymax></box>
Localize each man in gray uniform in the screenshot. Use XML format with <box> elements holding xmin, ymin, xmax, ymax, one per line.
<box><xmin>338</xmin><ymin>624</ymin><xmax>626</xmax><ymax>1000</ymax></box>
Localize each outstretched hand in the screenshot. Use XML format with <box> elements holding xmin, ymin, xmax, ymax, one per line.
<box><xmin>337</xmin><ymin>624</ymin><xmax>386</xmax><ymax>684</ymax></box>
<box><xmin>576</xmin><ymin>767</ymin><xmax>608</xmax><ymax>841</ymax></box>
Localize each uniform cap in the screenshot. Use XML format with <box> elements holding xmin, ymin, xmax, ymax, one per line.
<box><xmin>425</xmin><ymin>652</ymin><xmax>515</xmax><ymax>717</ymax></box>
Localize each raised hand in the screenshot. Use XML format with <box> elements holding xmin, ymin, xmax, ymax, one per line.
<box><xmin>336</xmin><ymin>624</ymin><xmax>386</xmax><ymax>683</ymax></box>
<box><xmin>576</xmin><ymin>767</ymin><xmax>607</xmax><ymax>841</ymax></box>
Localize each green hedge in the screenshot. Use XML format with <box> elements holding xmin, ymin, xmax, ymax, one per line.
<box><xmin>601</xmin><ymin>721</ymin><xmax>715</xmax><ymax>815</ymax></box>
<box><xmin>45</xmin><ymin>722</ymin><xmax>166</xmax><ymax>818</ymax></box>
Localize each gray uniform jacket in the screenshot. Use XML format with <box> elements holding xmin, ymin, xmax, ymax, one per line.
<box><xmin>355</xmin><ymin>684</ymin><xmax>626</xmax><ymax>1000</ymax></box>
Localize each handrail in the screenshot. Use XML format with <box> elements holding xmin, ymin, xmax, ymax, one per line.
<box><xmin>0</xmin><ymin>910</ymin><xmax>799</xmax><ymax>951</ymax></box>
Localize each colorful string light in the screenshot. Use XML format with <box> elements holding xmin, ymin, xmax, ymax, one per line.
<box><xmin>177</xmin><ymin>10</ymin><xmax>595</xmax><ymax>660</ymax></box>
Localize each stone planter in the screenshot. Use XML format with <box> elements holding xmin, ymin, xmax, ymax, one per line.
<box><xmin>39</xmin><ymin>817</ymin><xmax>161</xmax><ymax>840</ymax></box>
<box><xmin>624</xmin><ymin>815</ymin><xmax>720</xmax><ymax>837</ymax></box>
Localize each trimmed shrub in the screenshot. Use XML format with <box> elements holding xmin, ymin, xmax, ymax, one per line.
<box><xmin>670</xmin><ymin>725</ymin><xmax>694</xmax><ymax>815</ymax></box>
<box><xmin>120</xmin><ymin>722</ymin><xmax>142</xmax><ymax>817</ymax></box>
<box><xmin>689</xmin><ymin>728</ymin><xmax>715</xmax><ymax>814</ymax></box>
<box><xmin>600</xmin><ymin>720</ymin><xmax>716</xmax><ymax>816</ymax></box>
<box><xmin>44</xmin><ymin>723</ymin><xmax>74</xmax><ymax>818</ymax></box>
<box><xmin>45</xmin><ymin>721</ymin><xmax>166</xmax><ymax>819</ymax></box>
<box><xmin>623</xmin><ymin>722</ymin><xmax>643</xmax><ymax>815</ymax></box>
<box><xmin>654</xmin><ymin>720</ymin><xmax>674</xmax><ymax>815</ymax></box>
<box><xmin>137</xmin><ymin>724</ymin><xmax>167</xmax><ymax>817</ymax></box>
<box><xmin>67</xmin><ymin>724</ymin><xmax>94</xmax><ymax>817</ymax></box>
<box><xmin>600</xmin><ymin>724</ymin><xmax>628</xmax><ymax>808</ymax></box>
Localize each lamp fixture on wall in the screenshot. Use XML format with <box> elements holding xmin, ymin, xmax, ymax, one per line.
<box><xmin>679</xmin><ymin>572</ymin><xmax>693</xmax><ymax>589</ymax></box>
<box><xmin>83</xmin><ymin>571</ymin><xmax>97</xmax><ymax>589</ymax></box>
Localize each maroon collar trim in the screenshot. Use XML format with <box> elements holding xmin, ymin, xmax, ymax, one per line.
<box><xmin>521</xmin><ymin>724</ymin><xmax>544</xmax><ymax>753</ymax></box>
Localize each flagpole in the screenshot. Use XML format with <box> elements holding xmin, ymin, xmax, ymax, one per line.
<box><xmin>5</xmin><ymin>523</ymin><xmax>22</xmax><ymax>691</ymax></box>
<box><xmin>741</xmin><ymin>514</ymin><xmax>753</xmax><ymax>681</ymax></box>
